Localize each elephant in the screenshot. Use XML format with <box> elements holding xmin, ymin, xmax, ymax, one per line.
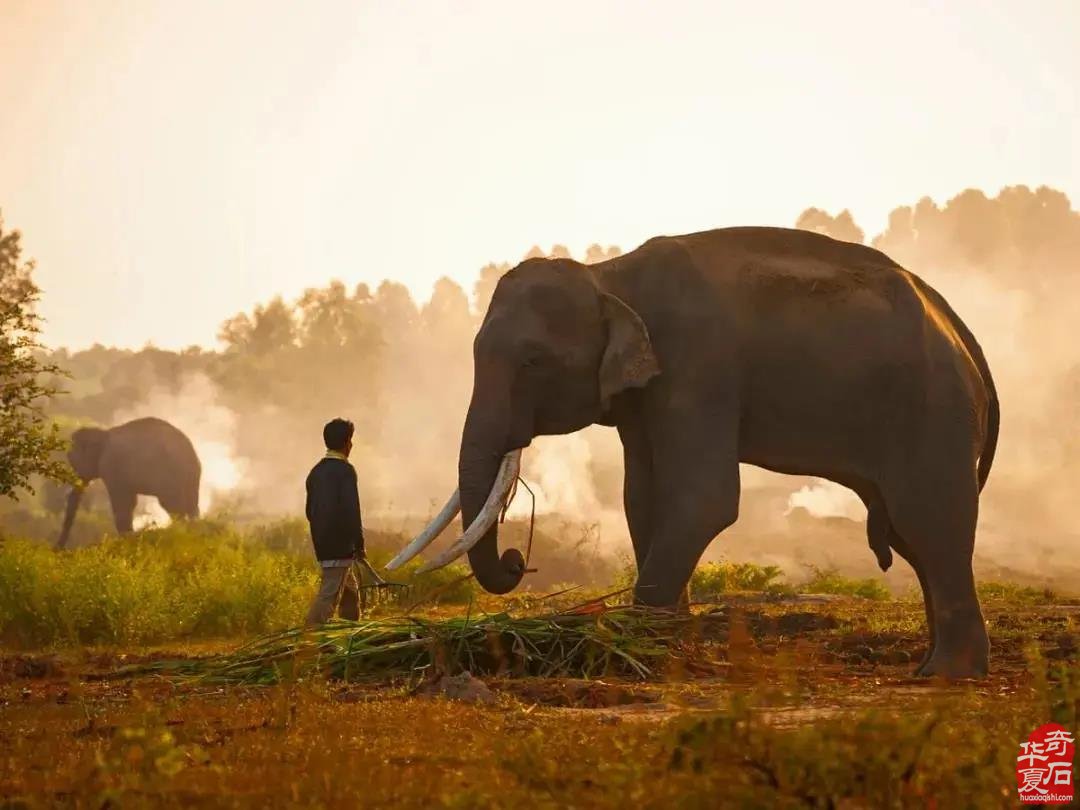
<box><xmin>389</xmin><ymin>226</ymin><xmax>999</xmax><ymax>678</ymax></box>
<box><xmin>56</xmin><ymin>417</ymin><xmax>201</xmax><ymax>548</ymax></box>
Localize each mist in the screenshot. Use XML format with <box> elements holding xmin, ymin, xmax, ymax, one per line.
<box><xmin>39</xmin><ymin>185</ymin><xmax>1080</xmax><ymax>591</ymax></box>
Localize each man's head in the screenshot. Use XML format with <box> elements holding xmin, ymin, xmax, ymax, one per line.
<box><xmin>323</xmin><ymin>418</ymin><xmax>355</xmax><ymax>457</ymax></box>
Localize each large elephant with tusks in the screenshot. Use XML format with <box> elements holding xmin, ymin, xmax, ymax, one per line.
<box><xmin>390</xmin><ymin>227</ymin><xmax>999</xmax><ymax>678</ymax></box>
<box><xmin>56</xmin><ymin>417</ymin><xmax>201</xmax><ymax>548</ymax></box>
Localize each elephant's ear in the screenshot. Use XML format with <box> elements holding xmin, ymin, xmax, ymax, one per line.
<box><xmin>599</xmin><ymin>293</ymin><xmax>660</xmax><ymax>406</ymax></box>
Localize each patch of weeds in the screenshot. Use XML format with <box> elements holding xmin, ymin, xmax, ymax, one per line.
<box><xmin>693</xmin><ymin>561</ymin><xmax>791</xmax><ymax>597</ymax></box>
<box><xmin>977</xmin><ymin>581</ymin><xmax>1057</xmax><ymax>605</ymax></box>
<box><xmin>798</xmin><ymin>565</ymin><xmax>891</xmax><ymax>600</ymax></box>
<box><xmin>87</xmin><ymin>703</ymin><xmax>210</xmax><ymax>805</ymax></box>
<box><xmin>667</xmin><ymin>692</ymin><xmax>1021</xmax><ymax>808</ymax></box>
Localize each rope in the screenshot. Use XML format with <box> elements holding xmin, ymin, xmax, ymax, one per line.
<box><xmin>498</xmin><ymin>474</ymin><xmax>537</xmax><ymax>572</ymax></box>
<box><xmin>516</xmin><ymin>476</ymin><xmax>537</xmax><ymax>569</ymax></box>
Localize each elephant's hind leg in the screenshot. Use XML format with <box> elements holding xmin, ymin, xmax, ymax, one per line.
<box><xmin>860</xmin><ymin>486</ymin><xmax>936</xmax><ymax>673</ymax></box>
<box><xmin>159</xmin><ymin>492</ymin><xmax>199</xmax><ymax>520</ymax></box>
<box><xmin>886</xmin><ymin>474</ymin><xmax>988</xmax><ymax>678</ymax></box>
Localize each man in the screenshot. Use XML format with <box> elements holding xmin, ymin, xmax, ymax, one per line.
<box><xmin>305</xmin><ymin>418</ymin><xmax>366</xmax><ymax>625</ymax></box>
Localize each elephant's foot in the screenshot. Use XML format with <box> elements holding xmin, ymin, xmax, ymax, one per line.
<box><xmin>912</xmin><ymin>616</ymin><xmax>989</xmax><ymax>679</ymax></box>
<box><xmin>911</xmin><ymin>647</ymin><xmax>934</xmax><ymax>677</ymax></box>
<box><xmin>913</xmin><ymin>648</ymin><xmax>988</xmax><ymax>679</ymax></box>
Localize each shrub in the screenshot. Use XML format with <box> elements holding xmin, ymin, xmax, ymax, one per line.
<box><xmin>691</xmin><ymin>561</ymin><xmax>789</xmax><ymax>597</ymax></box>
<box><xmin>0</xmin><ymin>523</ymin><xmax>316</xmax><ymax>646</ymax></box>
<box><xmin>977</xmin><ymin>581</ymin><xmax>1057</xmax><ymax>604</ymax></box>
<box><xmin>0</xmin><ymin>519</ymin><xmax>483</xmax><ymax>647</ymax></box>
<box><xmin>799</xmin><ymin>565</ymin><xmax>891</xmax><ymax>600</ymax></box>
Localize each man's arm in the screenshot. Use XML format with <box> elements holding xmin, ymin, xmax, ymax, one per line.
<box><xmin>341</xmin><ymin>466</ymin><xmax>365</xmax><ymax>558</ymax></box>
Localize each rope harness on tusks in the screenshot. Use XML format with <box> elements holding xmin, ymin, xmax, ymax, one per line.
<box><xmin>503</xmin><ymin>475</ymin><xmax>538</xmax><ymax>574</ymax></box>
<box><xmin>356</xmin><ymin>474</ymin><xmax>538</xmax><ymax>617</ymax></box>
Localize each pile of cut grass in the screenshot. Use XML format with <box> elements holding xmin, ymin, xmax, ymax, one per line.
<box><xmin>126</xmin><ymin>604</ymin><xmax>720</xmax><ymax>685</ymax></box>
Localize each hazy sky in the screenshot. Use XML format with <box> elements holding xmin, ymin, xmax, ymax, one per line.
<box><xmin>2</xmin><ymin>0</ymin><xmax>1077</xmax><ymax>349</ymax></box>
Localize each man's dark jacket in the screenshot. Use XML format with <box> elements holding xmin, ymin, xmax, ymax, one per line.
<box><xmin>305</xmin><ymin>456</ymin><xmax>365</xmax><ymax>561</ymax></box>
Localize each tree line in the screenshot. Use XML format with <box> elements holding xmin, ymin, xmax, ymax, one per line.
<box><xmin>1</xmin><ymin>185</ymin><xmax>1078</xmax><ymax>525</ymax></box>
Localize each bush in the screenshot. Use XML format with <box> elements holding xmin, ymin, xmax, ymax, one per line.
<box><xmin>0</xmin><ymin>519</ymin><xmax>483</xmax><ymax>647</ymax></box>
<box><xmin>0</xmin><ymin>522</ymin><xmax>317</xmax><ymax>646</ymax></box>
<box><xmin>977</xmin><ymin>581</ymin><xmax>1057</xmax><ymax>604</ymax></box>
<box><xmin>691</xmin><ymin>561</ymin><xmax>789</xmax><ymax>597</ymax></box>
<box><xmin>799</xmin><ymin>565</ymin><xmax>891</xmax><ymax>600</ymax></box>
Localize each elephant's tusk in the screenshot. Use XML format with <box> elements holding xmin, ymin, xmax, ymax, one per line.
<box><xmin>385</xmin><ymin>490</ymin><xmax>462</xmax><ymax>571</ymax></box>
<box><xmin>415</xmin><ymin>450</ymin><xmax>521</xmax><ymax>574</ymax></box>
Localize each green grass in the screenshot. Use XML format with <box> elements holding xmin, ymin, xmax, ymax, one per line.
<box><xmin>0</xmin><ymin>520</ymin><xmax>477</xmax><ymax>647</ymax></box>
<box><xmin>798</xmin><ymin>565</ymin><xmax>892</xmax><ymax>600</ymax></box>
<box><xmin>976</xmin><ymin>581</ymin><xmax>1058</xmax><ymax>605</ymax></box>
<box><xmin>5</xmin><ymin>516</ymin><xmax>1073</xmax><ymax>650</ymax></box>
<box><xmin>663</xmin><ymin>671</ymin><xmax>1078</xmax><ymax>809</ymax></box>
<box><xmin>691</xmin><ymin>560</ymin><xmax>791</xmax><ymax>597</ymax></box>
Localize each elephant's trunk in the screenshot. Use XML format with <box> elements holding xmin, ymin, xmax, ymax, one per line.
<box><xmin>459</xmin><ymin>445</ymin><xmax>525</xmax><ymax>594</ymax></box>
<box><xmin>56</xmin><ymin>487</ymin><xmax>83</xmax><ymax>550</ymax></box>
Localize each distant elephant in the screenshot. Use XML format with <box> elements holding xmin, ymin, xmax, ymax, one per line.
<box><xmin>391</xmin><ymin>227</ymin><xmax>999</xmax><ymax>678</ymax></box>
<box><xmin>56</xmin><ymin>417</ymin><xmax>201</xmax><ymax>548</ymax></box>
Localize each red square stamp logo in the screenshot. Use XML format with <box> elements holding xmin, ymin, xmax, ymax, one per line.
<box><xmin>1017</xmin><ymin>723</ymin><xmax>1074</xmax><ymax>804</ymax></box>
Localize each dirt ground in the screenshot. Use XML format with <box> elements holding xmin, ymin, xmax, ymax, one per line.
<box><xmin>1</xmin><ymin>595</ymin><xmax>1077</xmax><ymax>808</ymax></box>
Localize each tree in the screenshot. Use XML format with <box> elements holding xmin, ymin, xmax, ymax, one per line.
<box><xmin>0</xmin><ymin>212</ymin><xmax>71</xmax><ymax>498</ymax></box>
<box><xmin>795</xmin><ymin>208</ymin><xmax>865</xmax><ymax>244</ymax></box>
<box><xmin>872</xmin><ymin>185</ymin><xmax>1080</xmax><ymax>285</ymax></box>
<box><xmin>473</xmin><ymin>261</ymin><xmax>510</xmax><ymax>315</ymax></box>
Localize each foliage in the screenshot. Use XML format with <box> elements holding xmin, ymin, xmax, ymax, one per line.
<box><xmin>798</xmin><ymin>565</ymin><xmax>892</xmax><ymax>600</ymax></box>
<box><xmin>0</xmin><ymin>523</ymin><xmax>316</xmax><ymax>646</ymax></box>
<box><xmin>0</xmin><ymin>213</ymin><xmax>73</xmax><ymax>499</ymax></box>
<box><xmin>691</xmin><ymin>560</ymin><xmax>790</xmax><ymax>597</ymax></box>
<box><xmin>0</xmin><ymin>521</ymin><xmax>481</xmax><ymax>647</ymax></box>
<box><xmin>795</xmin><ymin>206</ymin><xmax>865</xmax><ymax>244</ymax></box>
<box><xmin>976</xmin><ymin>581</ymin><xmax>1058</xmax><ymax>605</ymax></box>
<box><xmin>666</xmin><ymin>696</ymin><xmax>1019</xmax><ymax>808</ymax></box>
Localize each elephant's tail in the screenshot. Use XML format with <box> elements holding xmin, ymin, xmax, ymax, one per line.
<box><xmin>907</xmin><ymin>272</ymin><xmax>1000</xmax><ymax>492</ymax></box>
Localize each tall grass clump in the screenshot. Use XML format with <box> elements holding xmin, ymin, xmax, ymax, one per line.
<box><xmin>0</xmin><ymin>522</ymin><xmax>318</xmax><ymax>646</ymax></box>
<box><xmin>0</xmin><ymin>520</ymin><xmax>479</xmax><ymax>647</ymax></box>
<box><xmin>976</xmin><ymin>581</ymin><xmax>1058</xmax><ymax>604</ymax></box>
<box><xmin>691</xmin><ymin>561</ymin><xmax>789</xmax><ymax>597</ymax></box>
<box><xmin>799</xmin><ymin>565</ymin><xmax>891</xmax><ymax>600</ymax></box>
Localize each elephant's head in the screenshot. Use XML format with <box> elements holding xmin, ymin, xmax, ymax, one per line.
<box><xmin>387</xmin><ymin>258</ymin><xmax>659</xmax><ymax>593</ymax></box>
<box><xmin>67</xmin><ymin>427</ymin><xmax>109</xmax><ymax>482</ymax></box>
<box><xmin>56</xmin><ymin>427</ymin><xmax>108</xmax><ymax>549</ymax></box>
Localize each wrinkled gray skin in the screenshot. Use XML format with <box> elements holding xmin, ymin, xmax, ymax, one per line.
<box><xmin>459</xmin><ymin>227</ymin><xmax>998</xmax><ymax>678</ymax></box>
<box><xmin>56</xmin><ymin>417</ymin><xmax>201</xmax><ymax>548</ymax></box>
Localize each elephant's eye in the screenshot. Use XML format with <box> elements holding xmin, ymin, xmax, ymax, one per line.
<box><xmin>521</xmin><ymin>351</ymin><xmax>545</xmax><ymax>370</ymax></box>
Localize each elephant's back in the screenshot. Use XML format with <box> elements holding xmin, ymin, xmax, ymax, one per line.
<box><xmin>651</xmin><ymin>227</ymin><xmax>900</xmax><ymax>293</ymax></box>
<box><xmin>106</xmin><ymin>417</ymin><xmax>201</xmax><ymax>479</ymax></box>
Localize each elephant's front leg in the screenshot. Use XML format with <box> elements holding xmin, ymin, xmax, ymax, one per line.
<box><xmin>632</xmin><ymin>404</ymin><xmax>740</xmax><ymax>608</ymax></box>
<box><xmin>105</xmin><ymin>482</ymin><xmax>137</xmax><ymax>534</ymax></box>
<box><xmin>618</xmin><ymin>420</ymin><xmax>654</xmax><ymax>572</ymax></box>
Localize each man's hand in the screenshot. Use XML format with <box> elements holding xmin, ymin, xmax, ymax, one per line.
<box><xmin>356</xmin><ymin>556</ymin><xmax>387</xmax><ymax>586</ymax></box>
